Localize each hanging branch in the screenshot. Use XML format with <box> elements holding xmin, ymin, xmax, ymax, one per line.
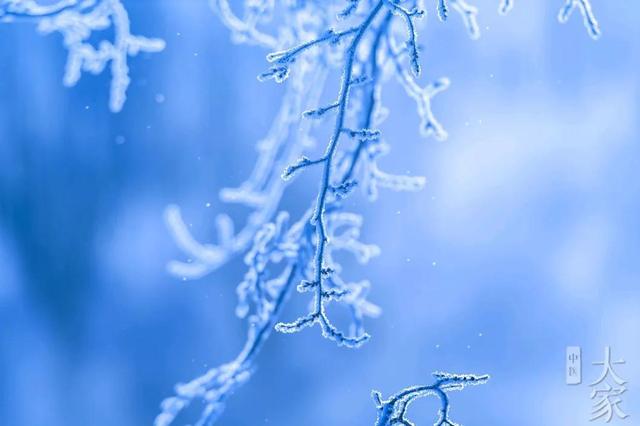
<box><xmin>159</xmin><ymin>1</ymin><xmax>602</xmax><ymax>424</ymax></box>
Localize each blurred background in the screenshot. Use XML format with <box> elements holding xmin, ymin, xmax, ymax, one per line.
<box><xmin>1</xmin><ymin>1</ymin><xmax>638</xmax><ymax>425</ymax></box>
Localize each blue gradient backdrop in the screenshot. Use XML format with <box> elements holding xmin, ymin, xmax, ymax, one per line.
<box><xmin>1</xmin><ymin>1</ymin><xmax>638</xmax><ymax>425</ymax></box>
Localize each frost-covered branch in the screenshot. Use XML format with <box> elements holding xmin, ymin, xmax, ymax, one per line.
<box><xmin>160</xmin><ymin>1</ymin><xmax>602</xmax><ymax>424</ymax></box>
<box><xmin>269</xmin><ymin>0</ymin><xmax>438</xmax><ymax>348</ymax></box>
<box><xmin>272</xmin><ymin>0</ymin><xmax>387</xmax><ymax>348</ymax></box>
<box><xmin>157</xmin><ymin>213</ymin><xmax>304</xmax><ymax>426</ymax></box>
<box><xmin>159</xmin><ymin>1</ymin><xmax>437</xmax><ymax>423</ymax></box>
<box><xmin>558</xmin><ymin>0</ymin><xmax>600</xmax><ymax>39</ymax></box>
<box><xmin>0</xmin><ymin>0</ymin><xmax>165</xmax><ymax>112</ymax></box>
<box><xmin>387</xmin><ymin>34</ymin><xmax>450</xmax><ymax>141</ymax></box>
<box><xmin>497</xmin><ymin>0</ymin><xmax>601</xmax><ymax>39</ymax></box>
<box><xmin>211</xmin><ymin>0</ymin><xmax>278</xmax><ymax>48</ymax></box>
<box><xmin>165</xmin><ymin>1</ymin><xmax>333</xmax><ymax>280</ymax></box>
<box><xmin>373</xmin><ymin>372</ymin><xmax>489</xmax><ymax>426</ymax></box>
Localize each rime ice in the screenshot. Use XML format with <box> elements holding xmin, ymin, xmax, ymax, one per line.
<box><xmin>158</xmin><ymin>1</ymin><xmax>602</xmax><ymax>425</ymax></box>
<box><xmin>0</xmin><ymin>0</ymin><xmax>165</xmax><ymax>112</ymax></box>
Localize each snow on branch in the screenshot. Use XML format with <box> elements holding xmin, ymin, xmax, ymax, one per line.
<box><xmin>373</xmin><ymin>372</ymin><xmax>490</xmax><ymax>426</ymax></box>
<box><xmin>436</xmin><ymin>0</ymin><xmax>480</xmax><ymax>39</ymax></box>
<box><xmin>498</xmin><ymin>0</ymin><xmax>600</xmax><ymax>39</ymax></box>
<box><xmin>558</xmin><ymin>0</ymin><xmax>600</xmax><ymax>39</ymax></box>
<box><xmin>159</xmin><ymin>1</ymin><xmax>602</xmax><ymax>424</ymax></box>
<box><xmin>0</xmin><ymin>0</ymin><xmax>165</xmax><ymax>112</ymax></box>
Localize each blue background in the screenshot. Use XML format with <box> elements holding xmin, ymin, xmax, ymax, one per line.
<box><xmin>1</xmin><ymin>1</ymin><xmax>638</xmax><ymax>425</ymax></box>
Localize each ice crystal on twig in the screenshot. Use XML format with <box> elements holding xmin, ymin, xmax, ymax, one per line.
<box><xmin>373</xmin><ymin>372</ymin><xmax>489</xmax><ymax>426</ymax></box>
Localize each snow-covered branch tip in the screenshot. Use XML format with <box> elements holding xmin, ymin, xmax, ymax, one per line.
<box><xmin>0</xmin><ymin>0</ymin><xmax>165</xmax><ymax>112</ymax></box>
<box><xmin>373</xmin><ymin>372</ymin><xmax>489</xmax><ymax>426</ymax></box>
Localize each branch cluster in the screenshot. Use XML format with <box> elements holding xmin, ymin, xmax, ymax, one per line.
<box><xmin>1</xmin><ymin>0</ymin><xmax>165</xmax><ymax>111</ymax></box>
